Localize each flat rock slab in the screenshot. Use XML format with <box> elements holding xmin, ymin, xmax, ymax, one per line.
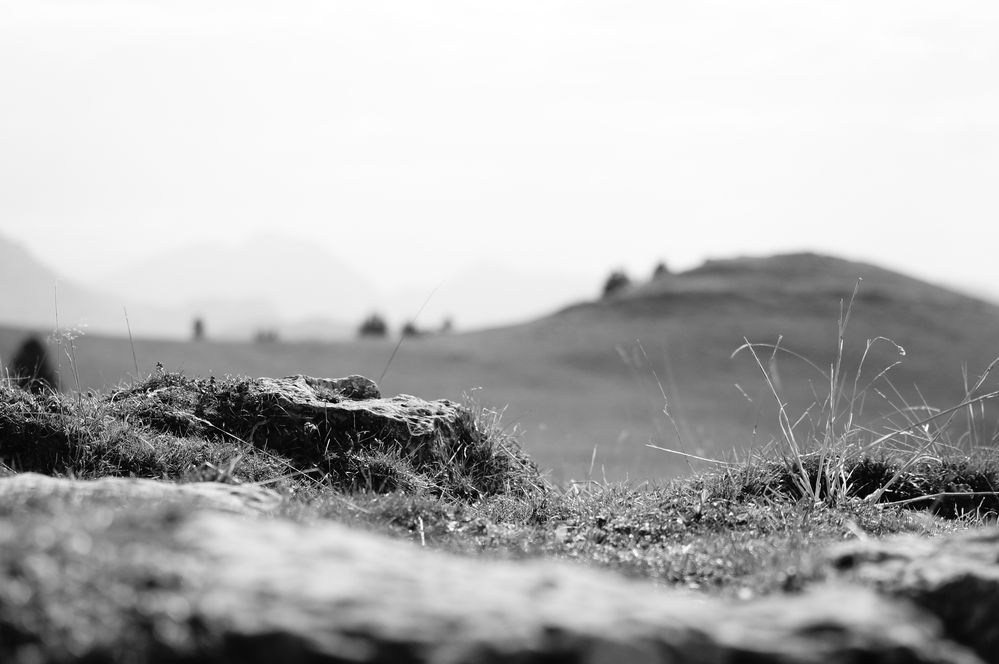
<box><xmin>186</xmin><ymin>514</ymin><xmax>978</xmax><ymax>664</ymax></box>
<box><xmin>245</xmin><ymin>374</ymin><xmax>475</xmax><ymax>451</ymax></box>
<box><xmin>0</xmin><ymin>472</ymin><xmax>281</xmax><ymax>516</ymax></box>
<box><xmin>828</xmin><ymin>528</ymin><xmax>999</xmax><ymax>664</ymax></box>
<box><xmin>112</xmin><ymin>373</ymin><xmax>471</xmax><ymax>454</ymax></box>
<box><xmin>0</xmin><ymin>475</ymin><xmax>985</xmax><ymax>664</ymax></box>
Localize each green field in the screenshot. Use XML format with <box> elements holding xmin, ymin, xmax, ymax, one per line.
<box><xmin>4</xmin><ymin>254</ymin><xmax>999</xmax><ymax>483</ymax></box>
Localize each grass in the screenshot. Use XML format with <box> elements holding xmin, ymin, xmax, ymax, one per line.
<box><xmin>6</xmin><ymin>253</ymin><xmax>999</xmax><ymax>484</ymax></box>
<box><xmin>711</xmin><ymin>280</ymin><xmax>999</xmax><ymax>511</ymax></box>
<box><xmin>275</xmin><ymin>453</ymin><xmax>988</xmax><ymax>599</ymax></box>
<box><xmin>1</xmin><ymin>345</ymin><xmax>998</xmax><ymax>600</ymax></box>
<box><xmin>2</xmin><ymin>280</ymin><xmax>999</xmax><ymax>604</ymax></box>
<box><xmin>0</xmin><ymin>369</ymin><xmax>547</xmax><ymax>500</ymax></box>
<box><xmin>5</xmin><ymin>265</ymin><xmax>999</xmax><ymax>662</ymax></box>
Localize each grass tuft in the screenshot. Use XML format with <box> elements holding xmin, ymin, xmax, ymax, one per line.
<box><xmin>0</xmin><ymin>371</ymin><xmax>547</xmax><ymax>501</ymax></box>
<box><xmin>717</xmin><ymin>280</ymin><xmax>999</xmax><ymax>509</ymax></box>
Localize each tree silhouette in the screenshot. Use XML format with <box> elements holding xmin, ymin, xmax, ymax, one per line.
<box><xmin>358</xmin><ymin>313</ymin><xmax>389</xmax><ymax>338</ymax></box>
<box><xmin>192</xmin><ymin>317</ymin><xmax>206</xmax><ymax>341</ymax></box>
<box><xmin>602</xmin><ymin>270</ymin><xmax>631</xmax><ymax>298</ymax></box>
<box><xmin>11</xmin><ymin>336</ymin><xmax>57</xmax><ymax>393</ymax></box>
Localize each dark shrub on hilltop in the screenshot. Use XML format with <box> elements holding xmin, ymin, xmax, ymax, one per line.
<box><xmin>11</xmin><ymin>336</ymin><xmax>57</xmax><ymax>393</ymax></box>
<box><xmin>358</xmin><ymin>313</ymin><xmax>388</xmax><ymax>338</ymax></box>
<box><xmin>602</xmin><ymin>269</ymin><xmax>631</xmax><ymax>298</ymax></box>
<box><xmin>652</xmin><ymin>261</ymin><xmax>671</xmax><ymax>279</ymax></box>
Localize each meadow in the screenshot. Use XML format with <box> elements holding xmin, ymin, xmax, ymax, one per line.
<box><xmin>3</xmin><ymin>253</ymin><xmax>999</xmax><ymax>484</ymax></box>
<box><xmin>5</xmin><ymin>254</ymin><xmax>999</xmax><ymax>662</ymax></box>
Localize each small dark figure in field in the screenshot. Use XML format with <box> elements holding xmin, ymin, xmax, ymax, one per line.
<box><xmin>11</xmin><ymin>336</ymin><xmax>57</xmax><ymax>393</ymax></box>
<box><xmin>192</xmin><ymin>317</ymin><xmax>206</xmax><ymax>341</ymax></box>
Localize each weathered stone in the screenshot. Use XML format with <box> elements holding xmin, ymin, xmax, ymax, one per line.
<box><xmin>186</xmin><ymin>514</ymin><xmax>979</xmax><ymax>664</ymax></box>
<box><xmin>268</xmin><ymin>373</ymin><xmax>382</xmax><ymax>401</ymax></box>
<box><xmin>0</xmin><ymin>472</ymin><xmax>281</xmax><ymax>516</ymax></box>
<box><xmin>116</xmin><ymin>373</ymin><xmax>474</xmax><ymax>457</ymax></box>
<box><xmin>0</xmin><ymin>475</ymin><xmax>984</xmax><ymax>664</ymax></box>
<box><xmin>243</xmin><ymin>374</ymin><xmax>468</xmax><ymax>452</ymax></box>
<box><xmin>826</xmin><ymin>527</ymin><xmax>999</xmax><ymax>664</ymax></box>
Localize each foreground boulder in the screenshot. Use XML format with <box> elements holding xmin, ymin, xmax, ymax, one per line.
<box><xmin>828</xmin><ymin>528</ymin><xmax>999</xmax><ymax>664</ymax></box>
<box><xmin>0</xmin><ymin>475</ymin><xmax>985</xmax><ymax>664</ymax></box>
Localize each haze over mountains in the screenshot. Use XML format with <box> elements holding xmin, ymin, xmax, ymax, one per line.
<box><xmin>0</xmin><ymin>232</ymin><xmax>593</xmax><ymax>339</ymax></box>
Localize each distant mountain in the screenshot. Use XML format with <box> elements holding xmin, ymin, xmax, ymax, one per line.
<box><xmin>0</xmin><ymin>233</ymin><xmax>297</xmax><ymax>340</ymax></box>
<box><xmin>93</xmin><ymin>235</ymin><xmax>378</xmax><ymax>323</ymax></box>
<box><xmin>2</xmin><ymin>232</ymin><xmax>594</xmax><ymax>340</ymax></box>
<box><xmin>0</xmin><ymin>234</ymin><xmax>161</xmax><ymax>336</ymax></box>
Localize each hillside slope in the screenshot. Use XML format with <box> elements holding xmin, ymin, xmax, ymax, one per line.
<box><xmin>0</xmin><ymin>233</ymin><xmax>355</xmax><ymax>341</ymax></box>
<box><xmin>4</xmin><ymin>252</ymin><xmax>998</xmax><ymax>482</ymax></box>
<box><xmin>0</xmin><ymin>234</ymin><xmax>141</xmax><ymax>335</ymax></box>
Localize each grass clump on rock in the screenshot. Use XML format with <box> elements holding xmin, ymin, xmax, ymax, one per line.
<box><xmin>0</xmin><ymin>369</ymin><xmax>546</xmax><ymax>501</ymax></box>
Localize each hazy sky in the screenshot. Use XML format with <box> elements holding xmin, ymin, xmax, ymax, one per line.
<box><xmin>2</xmin><ymin>0</ymin><xmax>998</xmax><ymax>298</ymax></box>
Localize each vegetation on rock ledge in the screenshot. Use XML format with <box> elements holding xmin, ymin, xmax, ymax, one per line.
<box><xmin>1</xmin><ymin>369</ymin><xmax>997</xmax><ymax>600</ymax></box>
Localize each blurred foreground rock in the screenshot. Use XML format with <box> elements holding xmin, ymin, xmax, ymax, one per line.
<box><xmin>828</xmin><ymin>528</ymin><xmax>999</xmax><ymax>664</ymax></box>
<box><xmin>0</xmin><ymin>475</ymin><xmax>990</xmax><ymax>664</ymax></box>
<box><xmin>0</xmin><ymin>472</ymin><xmax>281</xmax><ymax>516</ymax></box>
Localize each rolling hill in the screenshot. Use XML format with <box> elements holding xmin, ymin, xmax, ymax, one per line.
<box><xmin>4</xmin><ymin>252</ymin><xmax>999</xmax><ymax>482</ymax></box>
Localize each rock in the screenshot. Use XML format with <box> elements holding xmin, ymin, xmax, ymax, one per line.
<box><xmin>105</xmin><ymin>373</ymin><xmax>541</xmax><ymax>497</ymax></box>
<box><xmin>827</xmin><ymin>527</ymin><xmax>999</xmax><ymax>664</ymax></box>
<box><xmin>0</xmin><ymin>472</ymin><xmax>281</xmax><ymax>516</ymax></box>
<box><xmin>274</xmin><ymin>374</ymin><xmax>382</xmax><ymax>401</ymax></box>
<box><xmin>238</xmin><ymin>374</ymin><xmax>468</xmax><ymax>454</ymax></box>
<box><xmin>185</xmin><ymin>514</ymin><xmax>979</xmax><ymax>664</ymax></box>
<box><xmin>110</xmin><ymin>372</ymin><xmax>475</xmax><ymax>459</ymax></box>
<box><xmin>0</xmin><ymin>475</ymin><xmax>983</xmax><ymax>664</ymax></box>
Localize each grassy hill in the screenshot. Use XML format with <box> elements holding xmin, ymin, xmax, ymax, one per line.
<box><xmin>4</xmin><ymin>252</ymin><xmax>999</xmax><ymax>483</ymax></box>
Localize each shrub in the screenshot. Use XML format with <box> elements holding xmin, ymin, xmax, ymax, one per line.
<box><xmin>602</xmin><ymin>270</ymin><xmax>631</xmax><ymax>298</ymax></box>
<box><xmin>11</xmin><ymin>336</ymin><xmax>57</xmax><ymax>393</ymax></box>
<box><xmin>652</xmin><ymin>261</ymin><xmax>671</xmax><ymax>279</ymax></box>
<box><xmin>358</xmin><ymin>313</ymin><xmax>389</xmax><ymax>338</ymax></box>
<box><xmin>254</xmin><ymin>329</ymin><xmax>279</xmax><ymax>344</ymax></box>
<box><xmin>401</xmin><ymin>322</ymin><xmax>422</xmax><ymax>338</ymax></box>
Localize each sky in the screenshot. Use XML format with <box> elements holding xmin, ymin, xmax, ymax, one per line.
<box><xmin>2</xmin><ymin>0</ymin><xmax>998</xmax><ymax>305</ymax></box>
